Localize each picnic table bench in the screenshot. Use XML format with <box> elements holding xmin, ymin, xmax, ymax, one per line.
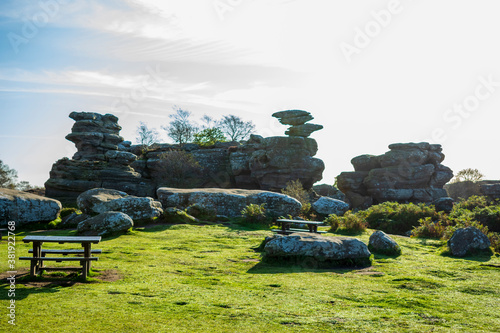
<box><xmin>273</xmin><ymin>219</ymin><xmax>327</xmax><ymax>235</ymax></box>
<box><xmin>20</xmin><ymin>235</ymin><xmax>101</xmax><ymax>279</ymax></box>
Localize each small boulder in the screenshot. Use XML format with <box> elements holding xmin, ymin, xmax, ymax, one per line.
<box><xmin>447</xmin><ymin>227</ymin><xmax>491</xmax><ymax>257</ymax></box>
<box><xmin>77</xmin><ymin>188</ymin><xmax>163</xmax><ymax>220</ymax></box>
<box><xmin>368</xmin><ymin>231</ymin><xmax>402</xmax><ymax>256</ymax></box>
<box><xmin>60</xmin><ymin>212</ymin><xmax>91</xmax><ymax>229</ymax></box>
<box><xmin>432</xmin><ymin>197</ymin><xmax>454</xmax><ymax>213</ymax></box>
<box><xmin>312</xmin><ymin>197</ymin><xmax>349</xmax><ymax>216</ymax></box>
<box><xmin>264</xmin><ymin>233</ymin><xmax>372</xmax><ymax>267</ymax></box>
<box><xmin>77</xmin><ymin>211</ymin><xmax>133</xmax><ymax>236</ymax></box>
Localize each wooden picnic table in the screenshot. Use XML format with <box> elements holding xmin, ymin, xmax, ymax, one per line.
<box><xmin>275</xmin><ymin>219</ymin><xmax>326</xmax><ymax>235</ymax></box>
<box><xmin>20</xmin><ymin>235</ymin><xmax>101</xmax><ymax>279</ymax></box>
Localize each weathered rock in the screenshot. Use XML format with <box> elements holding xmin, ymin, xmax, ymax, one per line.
<box><xmin>313</xmin><ymin>184</ymin><xmax>346</xmax><ymax>201</ymax></box>
<box><xmin>285</xmin><ymin>124</ymin><xmax>324</xmax><ymax>137</ymax></box>
<box><xmin>264</xmin><ymin>233</ymin><xmax>372</xmax><ymax>267</ymax></box>
<box><xmin>60</xmin><ymin>212</ymin><xmax>91</xmax><ymax>229</ymax></box>
<box><xmin>312</xmin><ymin>197</ymin><xmax>349</xmax><ymax>216</ymax></box>
<box><xmin>0</xmin><ymin>188</ymin><xmax>62</xmax><ymax>226</ymax></box>
<box><xmin>272</xmin><ymin>110</ymin><xmax>314</xmax><ymax>126</ymax></box>
<box><xmin>77</xmin><ymin>188</ymin><xmax>162</xmax><ymax>220</ymax></box>
<box><xmin>246</xmin><ymin>136</ymin><xmax>324</xmax><ymax>191</ymax></box>
<box><xmin>480</xmin><ymin>182</ymin><xmax>500</xmax><ymax>200</ymax></box>
<box><xmin>45</xmin><ymin>112</ymin><xmax>155</xmax><ymax>200</ymax></box>
<box><xmin>368</xmin><ymin>231</ymin><xmax>401</xmax><ymax>256</ymax></box>
<box><xmin>163</xmin><ymin>207</ymin><xmax>198</xmax><ymax>224</ymax></box>
<box><xmin>337</xmin><ymin>143</ymin><xmax>453</xmax><ymax>209</ymax></box>
<box><xmin>447</xmin><ymin>227</ymin><xmax>491</xmax><ymax>257</ymax></box>
<box><xmin>272</xmin><ymin>110</ymin><xmax>323</xmax><ymax>138</ymax></box>
<box><xmin>351</xmin><ymin>155</ymin><xmax>381</xmax><ymax>172</ymax></box>
<box><xmin>157</xmin><ymin>187</ymin><xmax>301</xmax><ymax>218</ymax></box>
<box><xmin>432</xmin><ymin>197</ymin><xmax>454</xmax><ymax>212</ymax></box>
<box><xmin>77</xmin><ymin>211</ymin><xmax>133</xmax><ymax>236</ymax></box>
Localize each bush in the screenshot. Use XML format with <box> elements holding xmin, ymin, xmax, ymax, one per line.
<box><xmin>411</xmin><ymin>217</ymin><xmax>447</xmax><ymax>239</ymax></box>
<box><xmin>241</xmin><ymin>203</ymin><xmax>271</xmax><ymax>225</ymax></box>
<box><xmin>470</xmin><ymin>206</ymin><xmax>500</xmax><ymax>233</ymax></box>
<box><xmin>153</xmin><ymin>150</ymin><xmax>203</xmax><ymax>188</ymax></box>
<box><xmin>193</xmin><ymin>128</ymin><xmax>227</xmax><ymax>147</ymax></box>
<box><xmin>361</xmin><ymin>202</ymin><xmax>439</xmax><ymax>235</ymax></box>
<box><xmin>325</xmin><ymin>211</ymin><xmax>367</xmax><ymax>234</ymax></box>
<box><xmin>281</xmin><ymin>179</ymin><xmax>310</xmax><ymax>205</ymax></box>
<box><xmin>453</xmin><ymin>195</ymin><xmax>490</xmax><ymax>211</ymax></box>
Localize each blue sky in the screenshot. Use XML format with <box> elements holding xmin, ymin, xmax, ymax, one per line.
<box><xmin>1</xmin><ymin>0</ymin><xmax>500</xmax><ymax>186</ymax></box>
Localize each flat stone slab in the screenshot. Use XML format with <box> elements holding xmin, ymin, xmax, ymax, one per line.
<box><xmin>264</xmin><ymin>233</ymin><xmax>372</xmax><ymax>267</ymax></box>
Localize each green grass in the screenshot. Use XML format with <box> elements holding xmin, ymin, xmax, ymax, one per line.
<box><xmin>1</xmin><ymin>224</ymin><xmax>499</xmax><ymax>332</ymax></box>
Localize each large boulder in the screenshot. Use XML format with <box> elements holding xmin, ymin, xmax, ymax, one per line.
<box><xmin>272</xmin><ymin>110</ymin><xmax>323</xmax><ymax>138</ymax></box>
<box><xmin>77</xmin><ymin>211</ymin><xmax>133</xmax><ymax>236</ymax></box>
<box><xmin>0</xmin><ymin>188</ymin><xmax>62</xmax><ymax>226</ymax></box>
<box><xmin>264</xmin><ymin>233</ymin><xmax>372</xmax><ymax>267</ymax></box>
<box><xmin>313</xmin><ymin>184</ymin><xmax>346</xmax><ymax>201</ymax></box>
<box><xmin>337</xmin><ymin>142</ymin><xmax>453</xmax><ymax>209</ymax></box>
<box><xmin>368</xmin><ymin>231</ymin><xmax>401</xmax><ymax>256</ymax></box>
<box><xmin>77</xmin><ymin>188</ymin><xmax>163</xmax><ymax>220</ymax></box>
<box><xmin>157</xmin><ymin>187</ymin><xmax>301</xmax><ymax>218</ymax></box>
<box><xmin>447</xmin><ymin>227</ymin><xmax>491</xmax><ymax>257</ymax></box>
<box><xmin>311</xmin><ymin>197</ymin><xmax>349</xmax><ymax>216</ymax></box>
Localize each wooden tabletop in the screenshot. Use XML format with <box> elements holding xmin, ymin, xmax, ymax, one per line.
<box><xmin>277</xmin><ymin>219</ymin><xmax>324</xmax><ymax>225</ymax></box>
<box><xmin>23</xmin><ymin>236</ymin><xmax>101</xmax><ymax>243</ymax></box>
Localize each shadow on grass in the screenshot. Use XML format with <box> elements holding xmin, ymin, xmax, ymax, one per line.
<box><xmin>439</xmin><ymin>248</ymin><xmax>493</xmax><ymax>262</ymax></box>
<box><xmin>247</xmin><ymin>255</ymin><xmax>372</xmax><ymax>274</ymax></box>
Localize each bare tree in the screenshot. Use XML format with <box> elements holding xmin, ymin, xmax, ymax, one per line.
<box><xmin>162</xmin><ymin>107</ymin><xmax>198</xmax><ymax>145</ymax></box>
<box><xmin>452</xmin><ymin>168</ymin><xmax>484</xmax><ymax>183</ymax></box>
<box><xmin>219</xmin><ymin>114</ymin><xmax>255</xmax><ymax>141</ymax></box>
<box><xmin>136</xmin><ymin>122</ymin><xmax>159</xmax><ymax>150</ymax></box>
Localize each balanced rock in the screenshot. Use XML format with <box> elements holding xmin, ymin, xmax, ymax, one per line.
<box><xmin>77</xmin><ymin>211</ymin><xmax>133</xmax><ymax>236</ymax></box>
<box><xmin>313</xmin><ymin>184</ymin><xmax>346</xmax><ymax>201</ymax></box>
<box><xmin>368</xmin><ymin>231</ymin><xmax>401</xmax><ymax>256</ymax></box>
<box><xmin>0</xmin><ymin>188</ymin><xmax>62</xmax><ymax>226</ymax></box>
<box><xmin>311</xmin><ymin>197</ymin><xmax>349</xmax><ymax>216</ymax></box>
<box><xmin>157</xmin><ymin>187</ymin><xmax>301</xmax><ymax>218</ymax></box>
<box><xmin>77</xmin><ymin>188</ymin><xmax>163</xmax><ymax>220</ymax></box>
<box><xmin>337</xmin><ymin>142</ymin><xmax>453</xmax><ymax>209</ymax></box>
<box><xmin>447</xmin><ymin>227</ymin><xmax>491</xmax><ymax>257</ymax></box>
<box><xmin>272</xmin><ymin>110</ymin><xmax>323</xmax><ymax>138</ymax></box>
<box><xmin>264</xmin><ymin>233</ymin><xmax>372</xmax><ymax>267</ymax></box>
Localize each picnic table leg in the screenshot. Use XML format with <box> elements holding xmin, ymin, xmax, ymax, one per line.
<box><xmin>83</xmin><ymin>243</ymin><xmax>91</xmax><ymax>275</ymax></box>
<box><xmin>82</xmin><ymin>261</ymin><xmax>88</xmax><ymax>279</ymax></box>
<box><xmin>33</xmin><ymin>242</ymin><xmax>42</xmax><ymax>276</ymax></box>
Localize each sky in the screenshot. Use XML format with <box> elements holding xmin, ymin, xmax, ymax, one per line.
<box><xmin>1</xmin><ymin>0</ymin><xmax>500</xmax><ymax>187</ymax></box>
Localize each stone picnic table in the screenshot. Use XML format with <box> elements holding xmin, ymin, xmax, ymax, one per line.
<box><xmin>20</xmin><ymin>235</ymin><xmax>101</xmax><ymax>279</ymax></box>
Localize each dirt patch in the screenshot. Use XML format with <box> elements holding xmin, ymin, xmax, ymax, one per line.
<box><xmin>354</xmin><ymin>267</ymin><xmax>384</xmax><ymax>276</ymax></box>
<box><xmin>0</xmin><ymin>268</ymin><xmax>122</xmax><ymax>288</ymax></box>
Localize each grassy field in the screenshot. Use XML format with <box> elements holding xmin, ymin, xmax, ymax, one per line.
<box><xmin>1</xmin><ymin>223</ymin><xmax>499</xmax><ymax>332</ymax></box>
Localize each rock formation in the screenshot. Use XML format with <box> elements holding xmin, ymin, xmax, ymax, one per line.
<box><xmin>337</xmin><ymin>142</ymin><xmax>453</xmax><ymax>209</ymax></box>
<box><xmin>368</xmin><ymin>231</ymin><xmax>401</xmax><ymax>256</ymax></box>
<box><xmin>157</xmin><ymin>187</ymin><xmax>302</xmax><ymax>218</ymax></box>
<box><xmin>46</xmin><ymin>111</ymin><xmax>325</xmax><ymax>200</ymax></box>
<box><xmin>77</xmin><ymin>211</ymin><xmax>133</xmax><ymax>236</ymax></box>
<box><xmin>0</xmin><ymin>188</ymin><xmax>62</xmax><ymax>226</ymax></box>
<box><xmin>272</xmin><ymin>110</ymin><xmax>323</xmax><ymax>138</ymax></box>
<box><xmin>45</xmin><ymin>112</ymin><xmax>155</xmax><ymax>200</ymax></box>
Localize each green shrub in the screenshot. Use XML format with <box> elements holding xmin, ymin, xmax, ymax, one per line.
<box><xmin>281</xmin><ymin>179</ymin><xmax>310</xmax><ymax>205</ymax></box>
<box><xmin>47</xmin><ymin>217</ymin><xmax>62</xmax><ymax>229</ymax></box>
<box><xmin>193</xmin><ymin>128</ymin><xmax>227</xmax><ymax>147</ymax></box>
<box><xmin>241</xmin><ymin>203</ymin><xmax>271</xmax><ymax>225</ymax></box>
<box><xmin>153</xmin><ymin>150</ymin><xmax>203</xmax><ymax>188</ymax></box>
<box><xmin>411</xmin><ymin>217</ymin><xmax>447</xmax><ymax>239</ymax></box>
<box><xmin>453</xmin><ymin>195</ymin><xmax>490</xmax><ymax>211</ymax></box>
<box><xmin>469</xmin><ymin>206</ymin><xmax>500</xmax><ymax>232</ymax></box>
<box><xmin>325</xmin><ymin>211</ymin><xmax>366</xmax><ymax>234</ymax></box>
<box><xmin>361</xmin><ymin>202</ymin><xmax>439</xmax><ymax>235</ymax></box>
